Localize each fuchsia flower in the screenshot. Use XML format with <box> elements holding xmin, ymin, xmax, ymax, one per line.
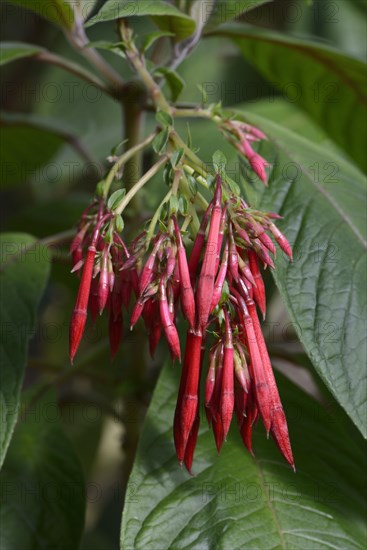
<box><xmin>69</xmin><ymin>202</ymin><xmax>128</xmax><ymax>362</ymax></box>
<box><xmin>69</xmin><ymin>120</ymin><xmax>294</xmax><ymax>474</ymax></box>
<box><xmin>221</xmin><ymin>119</ymin><xmax>270</xmax><ymax>184</ymax></box>
<box><xmin>174</xmin><ymin>175</ymin><xmax>294</xmax><ymax>473</ymax></box>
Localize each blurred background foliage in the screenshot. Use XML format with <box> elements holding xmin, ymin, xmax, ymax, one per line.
<box><xmin>1</xmin><ymin>1</ymin><xmax>366</xmax><ymax>548</ymax></box>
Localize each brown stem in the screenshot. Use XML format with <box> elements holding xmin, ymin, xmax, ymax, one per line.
<box><xmin>119</xmin><ymin>83</ymin><xmax>148</xmax><ymax>497</ymax></box>
<box><xmin>122</xmin><ymin>81</ymin><xmax>148</xmax><ymax>211</ymax></box>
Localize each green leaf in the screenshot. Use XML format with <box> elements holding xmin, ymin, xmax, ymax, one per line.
<box><xmin>152</xmin><ymin>127</ymin><xmax>169</xmax><ymax>154</ymax></box>
<box><xmin>121</xmin><ymin>364</ymin><xmax>366</xmax><ymax>549</ymax></box>
<box><xmin>154</xmin><ymin>67</ymin><xmax>185</xmax><ymax>102</ymax></box>
<box><xmin>86</xmin><ymin>0</ymin><xmax>196</xmax><ymax>41</ymax></box>
<box><xmin>141</xmin><ymin>30</ymin><xmax>175</xmax><ymax>53</ymax></box>
<box><xmin>170</xmin><ymin>148</ymin><xmax>184</xmax><ymax>168</ymax></box>
<box><xmin>239</xmin><ymin>111</ymin><xmax>367</xmax><ymax>437</ymax></box>
<box><xmin>86</xmin><ymin>40</ymin><xmax>126</xmax><ymax>59</ymax></box>
<box><xmin>169</xmin><ymin>195</ymin><xmax>179</xmax><ymax>214</ymax></box>
<box><xmin>0</xmin><ymin>42</ymin><xmax>44</xmax><ymax>66</ymax></box>
<box><xmin>107</xmin><ymin>188</ymin><xmax>126</xmax><ymax>210</ymax></box>
<box><xmin>6</xmin><ymin>0</ymin><xmax>74</xmax><ymax>30</ymax></box>
<box><xmin>0</xmin><ymin>233</ymin><xmax>50</xmax><ymax>467</ymax></box>
<box><xmin>115</xmin><ymin>214</ymin><xmax>124</xmax><ymax>232</ymax></box>
<box><xmin>212</xmin><ymin>24</ymin><xmax>367</xmax><ymax>172</ymax></box>
<box><xmin>204</xmin><ymin>0</ymin><xmax>272</xmax><ymax>29</ymax></box>
<box><xmin>156</xmin><ymin>110</ymin><xmax>173</xmax><ymax>127</ymax></box>
<box><xmin>348</xmin><ymin>0</ymin><xmax>367</xmax><ymax>13</ymax></box>
<box><xmin>213</xmin><ymin>149</ymin><xmax>227</xmax><ymax>171</ymax></box>
<box><xmin>0</xmin><ymin>392</ymin><xmax>86</xmax><ymax>548</ymax></box>
<box><xmin>0</xmin><ymin>111</ymin><xmax>92</xmax><ymax>189</ymax></box>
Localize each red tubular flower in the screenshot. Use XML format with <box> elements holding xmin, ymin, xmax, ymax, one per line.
<box><xmin>269</xmin><ymin>222</ymin><xmax>293</xmax><ymax>261</ymax></box>
<box><xmin>69</xmin><ymin>208</ymin><xmax>108</xmax><ymax>364</ymax></box>
<box><xmin>248</xmin><ymin>299</ymin><xmax>295</xmax><ymax>469</ymax></box>
<box><xmin>215</xmin><ymin>205</ymin><xmax>227</xmax><ymax>273</ymax></box>
<box><xmin>196</xmin><ymin>176</ymin><xmax>222</xmax><ymax>329</ymax></box>
<box><xmin>174</xmin><ymin>329</ymin><xmax>202</xmax><ymax>463</ymax></box>
<box><xmin>183</xmin><ymin>414</ymin><xmax>200</xmax><ymax>475</ymax></box>
<box><xmin>220</xmin><ymin>310</ymin><xmax>235</xmax><ymax>439</ymax></box>
<box><xmin>69</xmin><ymin>243</ymin><xmax>96</xmax><ymax>364</ymax></box>
<box><xmin>240</xmin><ymin>294</ymin><xmax>272</xmax><ymax>434</ymax></box>
<box><xmin>210</xmin><ymin>241</ymin><xmax>229</xmax><ymax>312</ymax></box>
<box><xmin>98</xmin><ymin>248</ymin><xmax>110</xmax><ymax>315</ymax></box>
<box><xmin>205</xmin><ymin>345</ymin><xmax>219</xmax><ymax>412</ymax></box>
<box><xmin>247</xmin><ymin>250</ymin><xmax>266</xmax><ymax>319</ymax></box>
<box><xmin>240</xmin><ymin>387</ymin><xmax>258</xmax><ymax>456</ymax></box>
<box><xmin>228</xmin><ymin>223</ymin><xmax>239</xmax><ymax>281</ymax></box>
<box><xmin>240</xmin><ymin>139</ymin><xmax>269</xmax><ymax>184</ymax></box>
<box><xmin>88</xmin><ymin>277</ymin><xmax>100</xmax><ymax>323</ymax></box>
<box><xmin>173</xmin><ymin>217</ymin><xmax>196</xmax><ymax>329</ymax></box>
<box><xmin>188</xmin><ymin>204</ymin><xmax>212</xmax><ymax>284</ymax></box>
<box><xmin>159</xmin><ymin>276</ymin><xmax>181</xmax><ymax>362</ymax></box>
<box><xmin>149</xmin><ymin>317</ymin><xmax>161</xmax><ymax>358</ymax></box>
<box><xmin>139</xmin><ymin>234</ymin><xmax>165</xmax><ymax>295</ymax></box>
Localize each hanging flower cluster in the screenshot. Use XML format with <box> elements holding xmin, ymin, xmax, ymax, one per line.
<box><xmin>221</xmin><ymin>120</ymin><xmax>269</xmax><ymax>184</ymax></box>
<box><xmin>69</xmin><ymin>117</ymin><xmax>295</xmax><ymax>474</ymax></box>
<box><xmin>69</xmin><ymin>201</ymin><xmax>134</xmax><ymax>362</ymax></box>
<box><xmin>173</xmin><ymin>176</ymin><xmax>294</xmax><ymax>473</ymax></box>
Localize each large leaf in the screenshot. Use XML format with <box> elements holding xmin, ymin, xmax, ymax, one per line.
<box><xmin>0</xmin><ymin>233</ymin><xmax>50</xmax><ymax>467</ymax></box>
<box><xmin>121</xmin><ymin>365</ymin><xmax>366</xmax><ymax>549</ymax></box>
<box><xmin>86</xmin><ymin>0</ymin><xmax>196</xmax><ymax>40</ymax></box>
<box><xmin>238</xmin><ymin>112</ymin><xmax>366</xmax><ymax>437</ymax></box>
<box><xmin>210</xmin><ymin>24</ymin><xmax>367</xmax><ymax>172</ymax></box>
<box><xmin>5</xmin><ymin>0</ymin><xmax>74</xmax><ymax>30</ymax></box>
<box><xmin>0</xmin><ymin>111</ymin><xmax>93</xmax><ymax>189</ymax></box>
<box><xmin>0</xmin><ymin>42</ymin><xmax>45</xmax><ymax>66</ymax></box>
<box><xmin>0</xmin><ymin>393</ymin><xmax>86</xmax><ymax>548</ymax></box>
<box><xmin>204</xmin><ymin>0</ymin><xmax>272</xmax><ymax>29</ymax></box>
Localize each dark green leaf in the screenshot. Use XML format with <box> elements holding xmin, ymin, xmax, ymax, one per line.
<box><xmin>0</xmin><ymin>111</ymin><xmax>93</xmax><ymax>189</ymax></box>
<box><xmin>121</xmin><ymin>364</ymin><xmax>366</xmax><ymax>549</ymax></box>
<box><xmin>0</xmin><ymin>393</ymin><xmax>86</xmax><ymax>548</ymax></box>
<box><xmin>204</xmin><ymin>0</ymin><xmax>272</xmax><ymax>29</ymax></box>
<box><xmin>6</xmin><ymin>0</ymin><xmax>74</xmax><ymax>29</ymax></box>
<box><xmin>348</xmin><ymin>0</ymin><xmax>367</xmax><ymax>13</ymax></box>
<box><xmin>0</xmin><ymin>233</ymin><xmax>50</xmax><ymax>467</ymax></box>
<box><xmin>86</xmin><ymin>0</ymin><xmax>196</xmax><ymax>41</ymax></box>
<box><xmin>0</xmin><ymin>42</ymin><xmax>44</xmax><ymax>66</ymax></box>
<box><xmin>153</xmin><ymin>67</ymin><xmax>185</xmax><ymax>102</ymax></box>
<box><xmin>239</xmin><ymin>111</ymin><xmax>367</xmax><ymax>437</ymax></box>
<box><xmin>152</xmin><ymin>127</ymin><xmax>169</xmax><ymax>154</ymax></box>
<box><xmin>212</xmin><ymin>24</ymin><xmax>367</xmax><ymax>172</ymax></box>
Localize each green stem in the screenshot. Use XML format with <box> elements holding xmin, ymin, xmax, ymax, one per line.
<box><xmin>66</xmin><ymin>26</ymin><xmax>125</xmax><ymax>91</ymax></box>
<box><xmin>115</xmin><ymin>156</ymin><xmax>168</xmax><ymax>215</ymax></box>
<box><xmin>179</xmin><ymin>172</ymin><xmax>208</xmax><ymax>211</ymax></box>
<box><xmin>147</xmin><ymin>189</ymin><xmax>173</xmax><ymax>240</ymax></box>
<box><xmin>102</xmin><ymin>131</ymin><xmax>156</xmax><ymax>199</ymax></box>
<box><xmin>183</xmin><ymin>164</ymin><xmax>209</xmax><ymax>189</ymax></box>
<box><xmin>122</xmin><ymin>82</ymin><xmax>148</xmax><ymax>208</ymax></box>
<box><xmin>171</xmin><ymin>107</ymin><xmax>212</xmax><ymax>118</ymax></box>
<box><xmin>170</xmin><ymin>131</ymin><xmax>209</xmax><ymax>184</ymax></box>
<box><xmin>119</xmin><ymin>20</ymin><xmax>171</xmax><ymax>112</ymax></box>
